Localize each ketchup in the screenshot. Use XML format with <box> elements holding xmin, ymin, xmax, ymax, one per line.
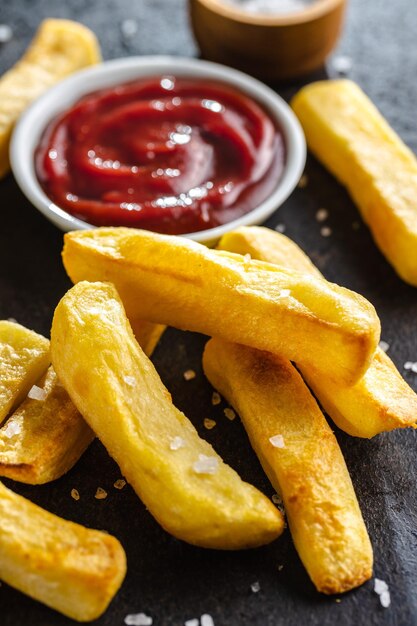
<box><xmin>35</xmin><ymin>76</ymin><xmax>285</xmax><ymax>234</ymax></box>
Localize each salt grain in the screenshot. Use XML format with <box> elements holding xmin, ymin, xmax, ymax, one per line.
<box><xmin>124</xmin><ymin>614</ymin><xmax>153</xmax><ymax>626</ymax></box>
<box><xmin>204</xmin><ymin>418</ymin><xmax>216</xmax><ymax>430</ymax></box>
<box><xmin>380</xmin><ymin>590</ymin><xmax>391</xmax><ymax>608</ymax></box>
<box><xmin>193</xmin><ymin>454</ymin><xmax>219</xmax><ymax>475</ymax></box>
<box><xmin>224</xmin><ymin>407</ymin><xmax>236</xmax><ymax>421</ymax></box>
<box><xmin>201</xmin><ymin>615</ymin><xmax>215</xmax><ymax>626</ymax></box>
<box><xmin>211</xmin><ymin>391</ymin><xmax>221</xmax><ymax>406</ymax></box>
<box><xmin>71</xmin><ymin>489</ymin><xmax>80</xmax><ymax>501</ymax></box>
<box><xmin>379</xmin><ymin>341</ymin><xmax>389</xmax><ymax>353</ymax></box>
<box><xmin>374</xmin><ymin>578</ymin><xmax>390</xmax><ymax>608</ymax></box>
<box><xmin>114</xmin><ymin>479</ymin><xmax>126</xmax><ymax>490</ymax></box>
<box><xmin>404</xmin><ymin>361</ymin><xmax>414</xmax><ymax>370</ymax></box>
<box><xmin>332</xmin><ymin>55</ymin><xmax>353</xmax><ymax>75</ymax></box>
<box><xmin>298</xmin><ymin>174</ymin><xmax>308</xmax><ymax>189</ymax></box>
<box><xmin>271</xmin><ymin>493</ymin><xmax>282</xmax><ymax>505</ymax></box>
<box><xmin>7</xmin><ymin>317</ymin><xmax>17</xmax><ymax>323</ymax></box>
<box><xmin>316</xmin><ymin>208</ymin><xmax>329</xmax><ymax>222</ymax></box>
<box><xmin>183</xmin><ymin>369</ymin><xmax>196</xmax><ymax>381</ymax></box>
<box><xmin>120</xmin><ymin>19</ymin><xmax>138</xmax><ymax>40</ymax></box>
<box><xmin>269</xmin><ymin>434</ymin><xmax>285</xmax><ymax>448</ymax></box>
<box><xmin>2</xmin><ymin>421</ymin><xmax>21</xmax><ymax>438</ymax></box>
<box><xmin>0</xmin><ymin>24</ymin><xmax>13</xmax><ymax>44</ymax></box>
<box><xmin>251</xmin><ymin>581</ymin><xmax>261</xmax><ymax>593</ymax></box>
<box><xmin>28</xmin><ymin>385</ymin><xmax>47</xmax><ymax>401</ymax></box>
<box><xmin>185</xmin><ymin>620</ymin><xmax>199</xmax><ymax>626</ymax></box>
<box><xmin>412</xmin><ymin>363</ymin><xmax>417</xmax><ymax>374</ymax></box>
<box><xmin>170</xmin><ymin>436</ymin><xmax>185</xmax><ymax>450</ymax></box>
<box><xmin>320</xmin><ymin>226</ymin><xmax>332</xmax><ymax>237</ymax></box>
<box><xmin>95</xmin><ymin>487</ymin><xmax>108</xmax><ymax>500</ymax></box>
<box><xmin>277</xmin><ymin>564</ymin><xmax>284</xmax><ymax>571</ymax></box>
<box><xmin>275</xmin><ymin>223</ymin><xmax>286</xmax><ymax>233</ymax></box>
<box><xmin>124</xmin><ymin>375</ymin><xmax>136</xmax><ymax>387</ymax></box>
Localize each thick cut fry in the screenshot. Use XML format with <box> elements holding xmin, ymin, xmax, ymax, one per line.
<box><xmin>0</xmin><ymin>367</ymin><xmax>94</xmax><ymax>484</ymax></box>
<box><xmin>292</xmin><ymin>79</ymin><xmax>417</xmax><ymax>286</ymax></box>
<box><xmin>0</xmin><ymin>321</ymin><xmax>50</xmax><ymax>426</ymax></box>
<box><xmin>203</xmin><ymin>338</ymin><xmax>373</xmax><ymax>594</ymax></box>
<box><xmin>51</xmin><ymin>281</ymin><xmax>283</xmax><ymax>549</ymax></box>
<box><xmin>62</xmin><ymin>228</ymin><xmax>380</xmax><ymax>386</ymax></box>
<box><xmin>0</xmin><ymin>18</ymin><xmax>101</xmax><ymax>178</ymax></box>
<box><xmin>218</xmin><ymin>227</ymin><xmax>417</xmax><ymax>437</ymax></box>
<box><xmin>0</xmin><ymin>481</ymin><xmax>126</xmax><ymax>621</ymax></box>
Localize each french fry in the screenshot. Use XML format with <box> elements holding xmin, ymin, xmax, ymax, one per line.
<box><xmin>51</xmin><ymin>281</ymin><xmax>284</xmax><ymax>549</ymax></box>
<box><xmin>0</xmin><ymin>321</ymin><xmax>49</xmax><ymax>426</ymax></box>
<box><xmin>0</xmin><ymin>480</ymin><xmax>126</xmax><ymax>621</ymax></box>
<box><xmin>0</xmin><ymin>366</ymin><xmax>94</xmax><ymax>484</ymax></box>
<box><xmin>292</xmin><ymin>79</ymin><xmax>417</xmax><ymax>286</ymax></box>
<box><xmin>0</xmin><ymin>18</ymin><xmax>101</xmax><ymax>178</ymax></box>
<box><xmin>203</xmin><ymin>338</ymin><xmax>373</xmax><ymax>594</ymax></box>
<box><xmin>218</xmin><ymin>227</ymin><xmax>417</xmax><ymax>437</ymax></box>
<box><xmin>62</xmin><ymin>227</ymin><xmax>381</xmax><ymax>386</ymax></box>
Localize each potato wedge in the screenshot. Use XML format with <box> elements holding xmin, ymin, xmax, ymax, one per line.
<box><xmin>203</xmin><ymin>338</ymin><xmax>373</xmax><ymax>594</ymax></box>
<box><xmin>218</xmin><ymin>227</ymin><xmax>417</xmax><ymax>437</ymax></box>
<box><xmin>0</xmin><ymin>480</ymin><xmax>126</xmax><ymax>621</ymax></box>
<box><xmin>51</xmin><ymin>281</ymin><xmax>284</xmax><ymax>549</ymax></box>
<box><xmin>0</xmin><ymin>321</ymin><xmax>50</xmax><ymax>426</ymax></box>
<box><xmin>0</xmin><ymin>366</ymin><xmax>94</xmax><ymax>484</ymax></box>
<box><xmin>62</xmin><ymin>227</ymin><xmax>380</xmax><ymax>386</ymax></box>
<box><xmin>0</xmin><ymin>18</ymin><xmax>101</xmax><ymax>178</ymax></box>
<box><xmin>292</xmin><ymin>79</ymin><xmax>417</xmax><ymax>285</ymax></box>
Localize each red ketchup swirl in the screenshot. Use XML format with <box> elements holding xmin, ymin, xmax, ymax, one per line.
<box><xmin>35</xmin><ymin>76</ymin><xmax>285</xmax><ymax>235</ymax></box>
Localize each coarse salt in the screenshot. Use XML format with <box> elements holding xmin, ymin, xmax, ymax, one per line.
<box><xmin>374</xmin><ymin>578</ymin><xmax>390</xmax><ymax>608</ymax></box>
<box><xmin>316</xmin><ymin>208</ymin><xmax>329</xmax><ymax>222</ymax></box>
<box><xmin>201</xmin><ymin>615</ymin><xmax>215</xmax><ymax>626</ymax></box>
<box><xmin>183</xmin><ymin>369</ymin><xmax>196</xmax><ymax>381</ymax></box>
<box><xmin>277</xmin><ymin>564</ymin><xmax>284</xmax><ymax>571</ymax></box>
<box><xmin>0</xmin><ymin>25</ymin><xmax>13</xmax><ymax>44</ymax></box>
<box><xmin>193</xmin><ymin>454</ymin><xmax>219</xmax><ymax>475</ymax></box>
<box><xmin>204</xmin><ymin>418</ymin><xmax>216</xmax><ymax>430</ymax></box>
<box><xmin>224</xmin><ymin>407</ymin><xmax>236</xmax><ymax>421</ymax></box>
<box><xmin>2</xmin><ymin>421</ymin><xmax>21</xmax><ymax>438</ymax></box>
<box><xmin>332</xmin><ymin>55</ymin><xmax>353</xmax><ymax>75</ymax></box>
<box><xmin>275</xmin><ymin>223</ymin><xmax>286</xmax><ymax>233</ymax></box>
<box><xmin>404</xmin><ymin>361</ymin><xmax>414</xmax><ymax>370</ymax></box>
<box><xmin>7</xmin><ymin>317</ymin><xmax>17</xmax><ymax>323</ymax></box>
<box><xmin>269</xmin><ymin>434</ymin><xmax>285</xmax><ymax>448</ymax></box>
<box><xmin>251</xmin><ymin>581</ymin><xmax>261</xmax><ymax>593</ymax></box>
<box><xmin>320</xmin><ymin>226</ymin><xmax>332</xmax><ymax>237</ymax></box>
<box><xmin>380</xmin><ymin>590</ymin><xmax>391</xmax><ymax>608</ymax></box>
<box><xmin>124</xmin><ymin>613</ymin><xmax>153</xmax><ymax>626</ymax></box>
<box><xmin>271</xmin><ymin>493</ymin><xmax>282</xmax><ymax>505</ymax></box>
<box><xmin>170</xmin><ymin>436</ymin><xmax>185</xmax><ymax>450</ymax></box>
<box><xmin>184</xmin><ymin>620</ymin><xmax>199</xmax><ymax>626</ymax></box>
<box><xmin>120</xmin><ymin>19</ymin><xmax>138</xmax><ymax>40</ymax></box>
<box><xmin>379</xmin><ymin>341</ymin><xmax>389</xmax><ymax>352</ymax></box>
<box><xmin>27</xmin><ymin>385</ymin><xmax>47</xmax><ymax>401</ymax></box>
<box><xmin>211</xmin><ymin>391</ymin><xmax>221</xmax><ymax>406</ymax></box>
<box><xmin>124</xmin><ymin>375</ymin><xmax>136</xmax><ymax>387</ymax></box>
<box><xmin>114</xmin><ymin>479</ymin><xmax>126</xmax><ymax>490</ymax></box>
<box><xmin>71</xmin><ymin>489</ymin><xmax>80</xmax><ymax>501</ymax></box>
<box><xmin>95</xmin><ymin>487</ymin><xmax>108</xmax><ymax>500</ymax></box>
<box><xmin>412</xmin><ymin>363</ymin><xmax>417</xmax><ymax>374</ymax></box>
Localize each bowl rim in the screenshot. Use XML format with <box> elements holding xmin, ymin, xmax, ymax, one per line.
<box><xmin>10</xmin><ymin>55</ymin><xmax>306</xmax><ymax>244</ymax></box>
<box><xmin>192</xmin><ymin>0</ymin><xmax>346</xmax><ymax>26</ymax></box>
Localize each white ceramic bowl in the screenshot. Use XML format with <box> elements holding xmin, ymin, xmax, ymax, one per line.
<box><xmin>10</xmin><ymin>56</ymin><xmax>306</xmax><ymax>244</ymax></box>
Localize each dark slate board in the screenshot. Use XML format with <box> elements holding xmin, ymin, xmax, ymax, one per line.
<box><xmin>1</xmin><ymin>1</ymin><xmax>417</xmax><ymax>625</ymax></box>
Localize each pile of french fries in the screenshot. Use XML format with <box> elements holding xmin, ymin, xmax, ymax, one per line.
<box><xmin>1</xmin><ymin>225</ymin><xmax>416</xmax><ymax>621</ymax></box>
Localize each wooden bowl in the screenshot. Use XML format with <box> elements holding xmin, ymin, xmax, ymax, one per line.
<box><xmin>189</xmin><ymin>0</ymin><xmax>347</xmax><ymax>81</ymax></box>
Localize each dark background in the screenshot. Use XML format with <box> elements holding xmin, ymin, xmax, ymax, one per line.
<box><xmin>1</xmin><ymin>1</ymin><xmax>417</xmax><ymax>625</ymax></box>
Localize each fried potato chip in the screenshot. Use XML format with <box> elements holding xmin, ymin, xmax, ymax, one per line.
<box><xmin>218</xmin><ymin>227</ymin><xmax>417</xmax><ymax>437</ymax></box>
<box><xmin>62</xmin><ymin>227</ymin><xmax>381</xmax><ymax>386</ymax></box>
<box><xmin>292</xmin><ymin>80</ymin><xmax>417</xmax><ymax>285</ymax></box>
<box><xmin>0</xmin><ymin>321</ymin><xmax>50</xmax><ymax>426</ymax></box>
<box><xmin>203</xmin><ymin>338</ymin><xmax>373</xmax><ymax>594</ymax></box>
<box><xmin>51</xmin><ymin>281</ymin><xmax>284</xmax><ymax>549</ymax></box>
<box><xmin>0</xmin><ymin>480</ymin><xmax>126</xmax><ymax>621</ymax></box>
<box><xmin>0</xmin><ymin>366</ymin><xmax>93</xmax><ymax>484</ymax></box>
<box><xmin>0</xmin><ymin>18</ymin><xmax>101</xmax><ymax>177</ymax></box>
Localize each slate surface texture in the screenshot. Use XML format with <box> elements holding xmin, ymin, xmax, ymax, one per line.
<box><xmin>0</xmin><ymin>1</ymin><xmax>416</xmax><ymax>625</ymax></box>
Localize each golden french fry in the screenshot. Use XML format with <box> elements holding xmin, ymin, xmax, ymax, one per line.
<box><xmin>62</xmin><ymin>227</ymin><xmax>381</xmax><ymax>386</ymax></box>
<box><xmin>292</xmin><ymin>79</ymin><xmax>417</xmax><ymax>286</ymax></box>
<box><xmin>203</xmin><ymin>338</ymin><xmax>373</xmax><ymax>594</ymax></box>
<box><xmin>130</xmin><ymin>319</ymin><xmax>166</xmax><ymax>357</ymax></box>
<box><xmin>51</xmin><ymin>281</ymin><xmax>284</xmax><ymax>549</ymax></box>
<box><xmin>218</xmin><ymin>227</ymin><xmax>417</xmax><ymax>437</ymax></box>
<box><xmin>0</xmin><ymin>321</ymin><xmax>50</xmax><ymax>426</ymax></box>
<box><xmin>0</xmin><ymin>366</ymin><xmax>94</xmax><ymax>484</ymax></box>
<box><xmin>0</xmin><ymin>480</ymin><xmax>126</xmax><ymax>621</ymax></box>
<box><xmin>0</xmin><ymin>18</ymin><xmax>101</xmax><ymax>178</ymax></box>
